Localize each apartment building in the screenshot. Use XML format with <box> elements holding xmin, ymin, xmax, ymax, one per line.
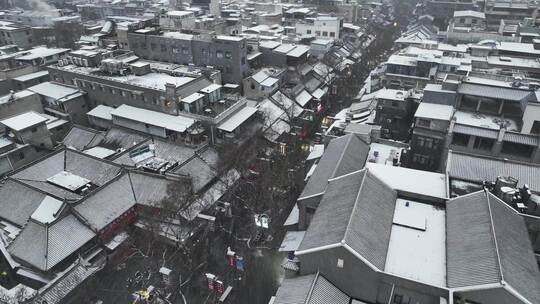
<box><xmin>0</xmin><ymin>21</ymin><xmax>33</xmax><ymax>49</ymax></box>
<box><xmin>409</xmin><ymin>76</ymin><xmax>540</xmax><ymax>171</ymax></box>
<box><xmin>295</xmin><ymin>16</ymin><xmax>343</xmax><ymax>40</ymax></box>
<box><xmin>127</xmin><ymin>31</ymin><xmax>249</xmax><ymax>84</ymax></box>
<box><xmin>373</xmin><ymin>89</ymin><xmax>417</xmax><ymax>141</ymax></box>
<box><xmin>275</xmin><ymin>146</ymin><xmax>540</xmax><ymax>304</ymax></box>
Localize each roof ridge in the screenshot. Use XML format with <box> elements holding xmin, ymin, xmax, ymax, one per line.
<box><xmin>485</xmin><ymin>190</ymin><xmax>505</xmax><ymax>283</ymax></box>
<box><xmin>329</xmin><ymin>134</ymin><xmax>354</xmax><ymax>180</ymax></box>
<box><xmin>342</xmin><ymin>170</ymin><xmax>367</xmax><ymax>245</ymax></box>
<box><xmin>304</xmin><ymin>271</ymin><xmax>319</xmax><ymax>304</ymax></box>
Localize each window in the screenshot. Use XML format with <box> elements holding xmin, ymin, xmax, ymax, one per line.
<box><xmin>336</xmin><ymin>259</ymin><xmax>344</xmax><ymax>268</ymax></box>
<box><xmin>473</xmin><ymin>137</ymin><xmax>494</xmax><ymax>151</ymax></box>
<box><xmin>501</xmin><ymin>142</ymin><xmax>534</xmax><ymax>158</ymax></box>
<box><xmin>45</xmin><ymin>55</ymin><xmax>53</xmax><ymax>60</ymax></box>
<box><xmin>160</xmin><ymin>44</ymin><xmax>167</xmax><ymax>52</ymax></box>
<box><xmin>216</xmin><ymin>50</ymin><xmax>223</xmax><ymax>59</ymax></box>
<box><xmin>182</xmin><ymin>47</ymin><xmax>188</xmax><ymax>55</ymax></box>
<box><xmin>145</xmin><ymin>123</ymin><xmax>150</xmax><ymax>129</ymax></box>
<box><xmin>472</xmin><ymin>19</ymin><xmax>478</xmax><ymax>24</ymax></box>
<box><xmin>417</xmin><ymin>118</ymin><xmax>431</xmax><ymax>128</ymax></box>
<box><xmin>391</xmin><ymin>101</ymin><xmax>399</xmax><ymax>107</ymax></box>
<box><xmin>241</xmin><ymin>57</ymin><xmax>246</xmax><ymax>64</ymax></box>
<box><xmin>316</xmin><ymin>31</ymin><xmax>321</xmax><ymax>36</ymax></box>
<box><xmin>322</xmin><ymin>31</ymin><xmax>328</xmax><ymax>37</ymax></box>
<box><xmin>459</xmin><ymin>18</ymin><xmax>465</xmax><ymax>23</ymax></box>
<box><xmin>413</xmin><ymin>154</ymin><xmax>429</xmax><ymax>165</ymax></box>
<box><xmin>31</xmin><ymin>127</ymin><xmax>37</xmax><ymax>133</ymax></box>
<box><xmin>18</xmin><ymin>152</ymin><xmax>24</xmax><ymax>160</ymax></box>
<box><xmin>531</xmin><ymin>121</ymin><xmax>540</xmax><ymax>135</ymax></box>
<box><xmin>225</xmin><ymin>51</ymin><xmax>232</xmax><ymax>59</ymax></box>
<box><xmin>452</xmin><ymin>133</ymin><xmax>470</xmax><ymax>146</ymax></box>
<box><xmin>307</xmin><ymin>29</ymin><xmax>311</xmax><ymax>34</ymax></box>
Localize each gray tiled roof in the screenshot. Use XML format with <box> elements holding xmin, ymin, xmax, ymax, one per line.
<box><xmin>447</xmin><ymin>190</ymin><xmax>540</xmax><ymax>303</ymax></box>
<box><xmin>0</xmin><ymin>180</ymin><xmax>45</xmax><ymax>227</ymax></box>
<box><xmin>11</xmin><ymin>149</ymin><xmax>122</xmax><ymax>200</ymax></box>
<box><xmin>7</xmin><ymin>214</ymin><xmax>95</xmax><ymax>271</ymax></box>
<box><xmin>489</xmin><ymin>193</ymin><xmax>540</xmax><ymax>304</ymax></box>
<box><xmin>89</xmin><ymin>127</ymin><xmax>148</xmax><ymax>151</ymax></box>
<box><xmin>457</xmin><ymin>83</ymin><xmax>533</xmax><ymax>102</ymax></box>
<box><xmin>113</xmin><ymin>138</ymin><xmax>197</xmax><ymax>167</ymax></box>
<box><xmin>299</xmin><ymin>134</ymin><xmax>369</xmax><ymax>200</ymax></box>
<box><xmin>447</xmin><ymin>151</ymin><xmax>540</xmax><ymax>192</ymax></box>
<box><xmin>273</xmin><ymin>273</ymin><xmax>350</xmax><ymax>304</ymax></box>
<box><xmin>129</xmin><ymin>172</ymin><xmax>177</xmax><ymax>207</ymax></box>
<box><xmin>38</xmin><ymin>260</ymin><xmax>102</xmax><ymax>304</ymax></box>
<box><xmin>446</xmin><ymin>192</ymin><xmax>502</xmax><ymax>288</ymax></box>
<box><xmin>298</xmin><ymin>169</ymin><xmax>396</xmax><ymax>270</ymax></box>
<box><xmin>62</xmin><ymin>126</ymin><xmax>104</xmax><ymax>151</ymax></box>
<box><xmin>308</xmin><ymin>275</ymin><xmax>350</xmax><ymax>304</ymax></box>
<box><xmin>274</xmin><ymin>274</ymin><xmax>316</xmax><ymax>304</ymax></box>
<box><xmin>172</xmin><ymin>156</ymin><xmax>217</xmax><ymax>193</ymax></box>
<box><xmin>74</xmin><ymin>174</ymin><xmax>136</xmax><ymax>230</ymax></box>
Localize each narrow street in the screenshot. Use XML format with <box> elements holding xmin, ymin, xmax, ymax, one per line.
<box><xmin>74</xmin><ymin>1</ymin><xmax>416</xmax><ymax>303</ymax></box>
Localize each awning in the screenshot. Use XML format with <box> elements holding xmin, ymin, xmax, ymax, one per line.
<box><xmin>278</xmin><ymin>231</ymin><xmax>306</xmax><ymax>252</ymax></box>
<box><xmin>284</xmin><ymin>204</ymin><xmax>299</xmax><ymax>226</ymax></box>
<box><xmin>307</xmin><ymin>144</ymin><xmax>324</xmax><ymax>161</ymax></box>
<box><xmin>217</xmin><ymin>106</ymin><xmax>258</xmax><ymax>132</ymax></box>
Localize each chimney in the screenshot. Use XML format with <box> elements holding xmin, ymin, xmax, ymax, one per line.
<box><xmin>533</xmin><ymin>39</ymin><xmax>540</xmax><ymax>50</ymax></box>
<box><xmin>165</xmin><ymin>83</ymin><xmax>177</xmax><ymax>103</ymax></box>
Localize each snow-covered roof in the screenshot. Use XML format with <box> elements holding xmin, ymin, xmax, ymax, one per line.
<box><xmin>216</xmin><ymin>35</ymin><xmax>244</xmax><ymax>42</ymax></box>
<box><xmin>306</xmin><ymin>144</ymin><xmax>324</xmax><ymax>161</ymax></box>
<box><xmin>83</xmin><ymin>146</ymin><xmax>116</xmax><ymax>159</ymax></box>
<box><xmin>200</xmin><ymin>83</ymin><xmax>222</xmax><ymax>94</ymax></box>
<box><xmin>384</xmin><ymin>198</ymin><xmax>446</xmax><ymax>287</ymax></box>
<box><xmin>274</xmin><ymin>44</ymin><xmax>296</xmax><ymax>54</ymax></box>
<box><xmin>295</xmin><ymin>90</ymin><xmax>312</xmax><ymax>107</ymax></box>
<box><xmin>260</xmin><ymin>77</ymin><xmax>279</xmax><ymax>87</ymax></box>
<box><xmin>166</xmin><ymin>10</ymin><xmax>194</xmax><ymax>17</ymax></box>
<box><xmin>159</xmin><ymin>30</ymin><xmax>194</xmax><ymax>39</ymax></box>
<box><xmin>16</xmin><ymin>47</ymin><xmax>69</xmax><ymax>61</ymax></box>
<box><xmin>86</xmin><ymin>105</ymin><xmax>114</xmax><ymax>121</ymax></box>
<box><xmin>0</xmin><ymin>112</ymin><xmax>47</xmax><ymax>131</ymax></box>
<box><xmin>279</xmin><ymin>231</ymin><xmax>306</xmax><ymax>252</ymax></box>
<box><xmin>259</xmin><ymin>40</ymin><xmax>281</xmax><ymax>50</ymax></box>
<box><xmin>182</xmin><ymin>92</ymin><xmax>204</xmax><ymax>104</ymax></box>
<box><xmin>414</xmin><ymin>102</ymin><xmax>454</xmax><ymax>121</ymax></box>
<box><xmin>12</xmin><ymin>70</ymin><xmax>49</xmax><ymax>82</ymax></box>
<box><xmin>366</xmin><ymin>163</ymin><xmax>447</xmax><ymax>199</ymax></box>
<box><xmin>28</xmin><ymin>82</ymin><xmax>82</xmax><ymax>102</ymax></box>
<box><xmin>47</xmin><ymin>171</ymin><xmax>91</xmax><ymax>192</ymax></box>
<box><xmin>217</xmin><ymin>106</ymin><xmax>258</xmax><ymax>132</ymax></box>
<box><xmin>111</xmin><ymin>105</ymin><xmax>195</xmax><ymax>133</ymax></box>
<box><xmin>114</xmin><ymin>72</ymin><xmax>195</xmax><ymax>90</ymax></box>
<box><xmin>453</xmin><ymin>10</ymin><xmax>485</xmax><ymax>19</ymax></box>
<box><xmin>287</xmin><ymin>45</ymin><xmax>310</xmax><ymax>58</ymax></box>
<box><xmin>283</xmin><ymin>203</ymin><xmax>299</xmax><ymax>226</ymax></box>
<box><xmin>30</xmin><ymin>196</ymin><xmax>63</xmax><ymax>225</ymax></box>
<box><xmin>453</xmin><ymin>110</ymin><xmax>518</xmax><ymax>131</ymax></box>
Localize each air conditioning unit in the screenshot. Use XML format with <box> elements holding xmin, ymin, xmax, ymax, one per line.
<box><xmin>386</xmin><ymin>118</ymin><xmax>392</xmax><ymax>123</ymax></box>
